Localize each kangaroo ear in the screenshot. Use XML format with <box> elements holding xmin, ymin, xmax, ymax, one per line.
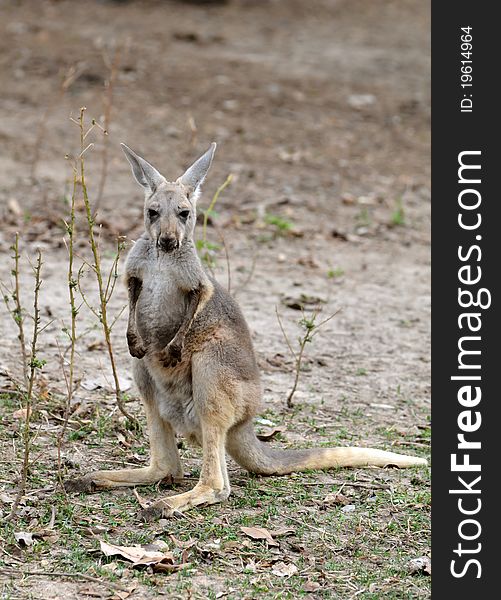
<box><xmin>177</xmin><ymin>143</ymin><xmax>216</xmax><ymax>193</ymax></box>
<box><xmin>121</xmin><ymin>143</ymin><xmax>165</xmax><ymax>192</ymax></box>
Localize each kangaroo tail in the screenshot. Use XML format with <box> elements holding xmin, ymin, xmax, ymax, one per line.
<box><xmin>227</xmin><ymin>422</ymin><xmax>427</xmax><ymax>475</ymax></box>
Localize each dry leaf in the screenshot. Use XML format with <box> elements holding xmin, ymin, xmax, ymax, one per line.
<box><xmin>13</xmin><ymin>408</ymin><xmax>30</xmax><ymax>420</ymax></box>
<box><xmin>240</xmin><ymin>526</ymin><xmax>279</xmax><ymax>547</ymax></box>
<box><xmin>322</xmin><ymin>492</ymin><xmax>350</xmax><ymax>506</ymax></box>
<box><xmin>77</xmin><ymin>588</ymin><xmax>104</xmax><ymax>598</ymax></box>
<box><xmin>256</xmin><ymin>426</ymin><xmax>286</xmax><ymax>441</ymax></box>
<box><xmin>255</xmin><ymin>417</ymin><xmax>276</xmax><ymax>427</ymax></box>
<box><xmin>132</xmin><ymin>488</ymin><xmax>150</xmax><ymax>509</ymax></box>
<box><xmin>408</xmin><ymin>556</ymin><xmax>431</xmax><ymax>575</ymax></box>
<box><xmin>272</xmin><ymin>561</ymin><xmax>298</xmax><ymax>577</ymax></box>
<box><xmin>112</xmin><ymin>589</ymin><xmax>136</xmax><ymax>600</ymax></box>
<box><xmin>169</xmin><ymin>534</ymin><xmax>196</xmax><ymax>549</ymax></box>
<box><xmin>15</xmin><ymin>531</ymin><xmax>34</xmax><ymax>547</ymax></box>
<box><xmin>303</xmin><ymin>580</ymin><xmax>321</xmax><ymax>593</ymax></box>
<box><xmin>268</xmin><ymin>527</ymin><xmax>295</xmax><ymax>538</ymax></box>
<box><xmin>100</xmin><ymin>540</ymin><xmax>174</xmax><ymax>567</ymax></box>
<box><xmin>0</xmin><ymin>493</ymin><xmax>15</xmax><ymax>504</ymax></box>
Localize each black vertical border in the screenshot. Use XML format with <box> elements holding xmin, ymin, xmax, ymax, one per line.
<box><xmin>432</xmin><ymin>1</ymin><xmax>499</xmax><ymax>596</ymax></box>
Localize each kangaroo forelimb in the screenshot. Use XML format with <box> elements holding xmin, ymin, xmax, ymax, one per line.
<box><xmin>126</xmin><ymin>276</ymin><xmax>146</xmax><ymax>358</ymax></box>
<box><xmin>158</xmin><ymin>283</ymin><xmax>205</xmax><ymax>367</ymax></box>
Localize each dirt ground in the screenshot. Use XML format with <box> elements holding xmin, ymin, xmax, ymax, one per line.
<box><xmin>0</xmin><ymin>0</ymin><xmax>430</xmax><ymax>598</ymax></box>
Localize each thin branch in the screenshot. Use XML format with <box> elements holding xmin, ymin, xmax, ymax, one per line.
<box><xmin>275</xmin><ymin>306</ymin><xmax>297</xmax><ymax>361</ymax></box>
<box><xmin>5</xmin><ymin>249</ymin><xmax>44</xmax><ymax>523</ymax></box>
<box><xmin>76</xmin><ymin>108</ymin><xmax>137</xmax><ymax>427</ymax></box>
<box><xmin>94</xmin><ymin>43</ymin><xmax>123</xmax><ymax>213</ymax></box>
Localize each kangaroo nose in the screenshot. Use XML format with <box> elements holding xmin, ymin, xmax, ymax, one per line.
<box><xmin>158</xmin><ymin>235</ymin><xmax>178</xmax><ymax>253</ymax></box>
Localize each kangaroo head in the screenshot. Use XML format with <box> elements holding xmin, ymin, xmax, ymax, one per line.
<box><xmin>121</xmin><ymin>142</ymin><xmax>216</xmax><ymax>253</ymax></box>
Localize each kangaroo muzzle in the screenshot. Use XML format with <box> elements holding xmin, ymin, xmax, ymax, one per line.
<box><xmin>157</xmin><ymin>234</ymin><xmax>179</xmax><ymax>253</ymax></box>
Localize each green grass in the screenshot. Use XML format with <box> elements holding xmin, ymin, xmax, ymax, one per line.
<box><xmin>0</xmin><ymin>387</ymin><xmax>430</xmax><ymax>599</ymax></box>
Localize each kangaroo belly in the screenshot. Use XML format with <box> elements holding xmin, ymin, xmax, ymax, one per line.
<box><xmin>145</xmin><ymin>357</ymin><xmax>201</xmax><ymax>439</ymax></box>
<box><xmin>135</xmin><ymin>274</ymin><xmax>187</xmax><ymax>350</ymax></box>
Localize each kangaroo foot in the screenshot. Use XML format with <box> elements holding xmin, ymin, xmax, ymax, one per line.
<box><xmin>139</xmin><ymin>483</ymin><xmax>230</xmax><ymax>520</ymax></box>
<box><xmin>65</xmin><ymin>466</ymin><xmax>180</xmax><ymax>493</ymax></box>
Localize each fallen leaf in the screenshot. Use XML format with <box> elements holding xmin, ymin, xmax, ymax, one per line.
<box><xmin>303</xmin><ymin>580</ymin><xmax>321</xmax><ymax>593</ymax></box>
<box><xmin>241</xmin><ymin>526</ymin><xmax>279</xmax><ymax>547</ymax></box>
<box><xmin>7</xmin><ymin>197</ymin><xmax>22</xmax><ymax>216</ymax></box>
<box><xmin>77</xmin><ymin>588</ymin><xmax>104</xmax><ymax>598</ymax></box>
<box><xmin>169</xmin><ymin>534</ymin><xmax>196</xmax><ymax>549</ymax></box>
<box><xmin>81</xmin><ymin>378</ymin><xmax>101</xmax><ymax>391</ymax></box>
<box><xmin>408</xmin><ymin>556</ymin><xmax>431</xmax><ymax>575</ymax></box>
<box><xmin>112</xmin><ymin>589</ymin><xmax>136</xmax><ymax>600</ymax></box>
<box><xmin>13</xmin><ymin>408</ymin><xmax>30</xmax><ymax>420</ymax></box>
<box><xmin>15</xmin><ymin>531</ymin><xmax>34</xmax><ymax>547</ymax></box>
<box><xmin>256</xmin><ymin>426</ymin><xmax>286</xmax><ymax>441</ymax></box>
<box><xmin>0</xmin><ymin>493</ymin><xmax>15</xmax><ymax>504</ymax></box>
<box><xmin>268</xmin><ymin>527</ymin><xmax>295</xmax><ymax>538</ymax></box>
<box><xmin>322</xmin><ymin>492</ymin><xmax>350</xmax><ymax>506</ymax></box>
<box><xmin>255</xmin><ymin>417</ymin><xmax>276</xmax><ymax>427</ymax></box>
<box><xmin>100</xmin><ymin>540</ymin><xmax>174</xmax><ymax>567</ymax></box>
<box><xmin>132</xmin><ymin>488</ymin><xmax>150</xmax><ymax>509</ymax></box>
<box><xmin>272</xmin><ymin>561</ymin><xmax>298</xmax><ymax>577</ymax></box>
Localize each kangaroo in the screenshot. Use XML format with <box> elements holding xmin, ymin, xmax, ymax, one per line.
<box><xmin>66</xmin><ymin>142</ymin><xmax>427</xmax><ymax>518</ymax></box>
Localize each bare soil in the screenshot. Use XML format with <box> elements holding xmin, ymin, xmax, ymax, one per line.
<box><xmin>0</xmin><ymin>0</ymin><xmax>430</xmax><ymax>598</ymax></box>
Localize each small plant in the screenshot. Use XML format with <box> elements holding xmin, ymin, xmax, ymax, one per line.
<box><xmin>276</xmin><ymin>307</ymin><xmax>340</xmax><ymax>408</ymax></box>
<box><xmin>390</xmin><ymin>197</ymin><xmax>406</xmax><ymax>226</ymax></box>
<box><xmin>72</xmin><ymin>107</ymin><xmax>137</xmax><ymax>429</ymax></box>
<box><xmin>1</xmin><ymin>234</ymin><xmax>29</xmax><ymax>387</ymax></box>
<box><xmin>196</xmin><ymin>173</ymin><xmax>232</xmax><ymax>269</ymax></box>
<box><xmin>56</xmin><ymin>166</ymin><xmax>80</xmax><ymax>487</ymax></box>
<box><xmin>355</xmin><ymin>207</ymin><xmax>371</xmax><ymax>228</ymax></box>
<box><xmin>264</xmin><ymin>212</ymin><xmax>293</xmax><ymax>235</ymax></box>
<box><xmin>3</xmin><ymin>246</ymin><xmax>45</xmax><ymax>522</ymax></box>
<box><xmin>327</xmin><ymin>267</ymin><xmax>344</xmax><ymax>279</ymax></box>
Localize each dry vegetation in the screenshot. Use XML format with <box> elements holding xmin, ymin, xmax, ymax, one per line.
<box><xmin>0</xmin><ymin>0</ymin><xmax>430</xmax><ymax>598</ymax></box>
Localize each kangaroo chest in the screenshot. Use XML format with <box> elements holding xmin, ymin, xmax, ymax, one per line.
<box><xmin>135</xmin><ymin>266</ymin><xmax>188</xmax><ymax>351</ymax></box>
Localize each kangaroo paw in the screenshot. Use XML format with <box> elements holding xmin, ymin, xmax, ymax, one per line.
<box><xmin>127</xmin><ymin>332</ymin><xmax>146</xmax><ymax>358</ymax></box>
<box><xmin>158</xmin><ymin>342</ymin><xmax>183</xmax><ymax>368</ymax></box>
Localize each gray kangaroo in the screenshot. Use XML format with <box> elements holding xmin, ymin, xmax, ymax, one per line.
<box><xmin>67</xmin><ymin>143</ymin><xmax>426</xmax><ymax>518</ymax></box>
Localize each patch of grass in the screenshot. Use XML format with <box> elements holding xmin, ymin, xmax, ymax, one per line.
<box><xmin>390</xmin><ymin>197</ymin><xmax>406</xmax><ymax>226</ymax></box>
<box><xmin>0</xmin><ymin>383</ymin><xmax>430</xmax><ymax>600</ymax></box>
<box><xmin>327</xmin><ymin>267</ymin><xmax>345</xmax><ymax>279</ymax></box>
<box><xmin>264</xmin><ymin>212</ymin><xmax>294</xmax><ymax>234</ymax></box>
<box><xmin>356</xmin><ymin>207</ymin><xmax>371</xmax><ymax>228</ymax></box>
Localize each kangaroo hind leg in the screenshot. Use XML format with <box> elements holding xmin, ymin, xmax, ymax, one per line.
<box><xmin>141</xmin><ymin>357</ymin><xmax>233</xmax><ymax>519</ymax></box>
<box><xmin>65</xmin><ymin>361</ymin><xmax>183</xmax><ymax>493</ymax></box>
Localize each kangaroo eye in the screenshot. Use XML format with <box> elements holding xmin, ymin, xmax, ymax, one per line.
<box><xmin>148</xmin><ymin>208</ymin><xmax>159</xmax><ymax>220</ymax></box>
<box><xmin>179</xmin><ymin>210</ymin><xmax>190</xmax><ymax>220</ymax></box>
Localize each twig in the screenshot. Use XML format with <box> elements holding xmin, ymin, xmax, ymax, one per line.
<box><xmin>0</xmin><ymin>234</ymin><xmax>28</xmax><ymax>387</ymax></box>
<box><xmin>5</xmin><ymin>249</ymin><xmax>44</xmax><ymax>523</ymax></box>
<box><xmin>57</xmin><ymin>171</ymin><xmax>79</xmax><ymax>490</ymax></box>
<box><xmin>75</xmin><ymin>108</ymin><xmax>137</xmax><ymax>427</ymax></box>
<box><xmin>202</xmin><ymin>174</ymin><xmax>233</xmax><ymax>244</ymax></box>
<box><xmin>276</xmin><ymin>306</ymin><xmax>341</xmax><ymax>407</ymax></box>
<box><xmin>95</xmin><ymin>44</ymin><xmax>123</xmax><ymax>213</ymax></box>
